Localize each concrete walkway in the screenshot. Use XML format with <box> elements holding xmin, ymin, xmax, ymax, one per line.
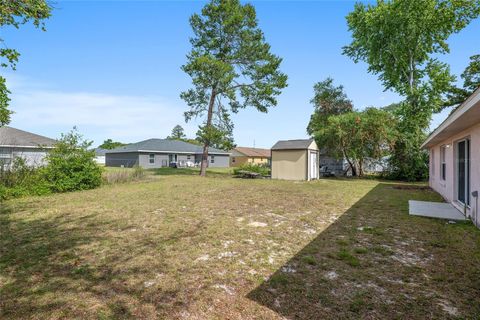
<box><xmin>409</xmin><ymin>200</ymin><xmax>466</xmax><ymax>221</ymax></box>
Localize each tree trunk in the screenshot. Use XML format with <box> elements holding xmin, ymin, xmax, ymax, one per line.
<box><xmin>344</xmin><ymin>152</ymin><xmax>356</xmax><ymax>177</ymax></box>
<box><xmin>200</xmin><ymin>87</ymin><xmax>216</xmax><ymax>177</ymax></box>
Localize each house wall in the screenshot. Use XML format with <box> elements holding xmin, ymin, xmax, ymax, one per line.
<box><xmin>320</xmin><ymin>155</ymin><xmax>345</xmax><ymax>175</ymax></box>
<box><xmin>428</xmin><ymin>122</ymin><xmax>480</xmax><ymax>224</ymax></box>
<box><xmin>195</xmin><ymin>154</ymin><xmax>229</xmax><ymax>168</ymax></box>
<box><xmin>230</xmin><ymin>156</ymin><xmax>270</xmax><ymax>167</ymax></box>
<box><xmin>271</xmin><ymin>150</ymin><xmax>307</xmax><ymax>180</ymax></box>
<box><xmin>105</xmin><ymin>152</ymin><xmax>139</xmax><ymax>168</ymax></box>
<box><xmin>106</xmin><ymin>152</ymin><xmax>229</xmax><ymax>169</ymax></box>
<box><xmin>0</xmin><ymin>147</ymin><xmax>49</xmax><ymax>168</ymax></box>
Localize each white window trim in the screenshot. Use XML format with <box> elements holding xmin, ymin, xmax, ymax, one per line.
<box><xmin>440</xmin><ymin>145</ymin><xmax>446</xmax><ymax>181</ymax></box>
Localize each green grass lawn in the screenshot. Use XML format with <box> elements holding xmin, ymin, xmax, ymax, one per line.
<box><xmin>1</xmin><ymin>174</ymin><xmax>479</xmax><ymax>319</ymax></box>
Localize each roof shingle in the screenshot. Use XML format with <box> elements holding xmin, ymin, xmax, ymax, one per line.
<box><xmin>271</xmin><ymin>139</ymin><xmax>314</xmax><ymax>150</ymax></box>
<box><xmin>106</xmin><ymin>139</ymin><xmax>229</xmax><ymax>154</ymax></box>
<box><xmin>0</xmin><ymin>126</ymin><xmax>56</xmax><ymax>148</ymax></box>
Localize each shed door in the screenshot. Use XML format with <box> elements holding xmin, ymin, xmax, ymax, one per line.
<box><xmin>310</xmin><ymin>152</ymin><xmax>318</xmax><ymax>180</ymax></box>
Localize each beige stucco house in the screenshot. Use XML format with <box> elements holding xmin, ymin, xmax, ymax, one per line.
<box><xmin>422</xmin><ymin>87</ymin><xmax>480</xmax><ymax>226</ymax></box>
<box><xmin>230</xmin><ymin>147</ymin><xmax>270</xmax><ymax>167</ymax></box>
<box><xmin>271</xmin><ymin>139</ymin><xmax>319</xmax><ymax>181</ymax></box>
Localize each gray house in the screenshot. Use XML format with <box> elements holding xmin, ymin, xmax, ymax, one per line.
<box><xmin>0</xmin><ymin>126</ymin><xmax>56</xmax><ymax>169</ymax></box>
<box><xmin>105</xmin><ymin>139</ymin><xmax>230</xmax><ymax>168</ymax></box>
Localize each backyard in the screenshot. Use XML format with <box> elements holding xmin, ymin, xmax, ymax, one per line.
<box><xmin>1</xmin><ymin>170</ymin><xmax>479</xmax><ymax>319</ymax></box>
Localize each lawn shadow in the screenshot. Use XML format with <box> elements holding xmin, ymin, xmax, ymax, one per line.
<box><xmin>0</xmin><ymin>201</ymin><xmax>177</xmax><ymax>318</ymax></box>
<box><xmin>247</xmin><ymin>182</ymin><xmax>480</xmax><ymax>319</ymax></box>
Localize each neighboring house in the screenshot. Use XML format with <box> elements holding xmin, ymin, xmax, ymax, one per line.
<box><xmin>94</xmin><ymin>148</ymin><xmax>108</xmax><ymax>165</ymax></box>
<box><xmin>230</xmin><ymin>147</ymin><xmax>270</xmax><ymax>167</ymax></box>
<box><xmin>0</xmin><ymin>126</ymin><xmax>56</xmax><ymax>169</ymax></box>
<box><xmin>319</xmin><ymin>153</ymin><xmax>346</xmax><ymax>176</ymax></box>
<box><xmin>271</xmin><ymin>139</ymin><xmax>319</xmax><ymax>181</ymax></box>
<box><xmin>320</xmin><ymin>152</ymin><xmax>388</xmax><ymax>177</ymax></box>
<box><xmin>105</xmin><ymin>138</ymin><xmax>230</xmax><ymax>168</ymax></box>
<box><xmin>422</xmin><ymin>87</ymin><xmax>480</xmax><ymax>225</ymax></box>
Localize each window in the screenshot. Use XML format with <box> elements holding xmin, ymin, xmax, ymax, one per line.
<box><xmin>210</xmin><ymin>155</ymin><xmax>215</xmax><ymax>163</ymax></box>
<box><xmin>0</xmin><ymin>149</ymin><xmax>12</xmax><ymax>169</ymax></box>
<box><xmin>232</xmin><ymin>157</ymin><xmax>236</xmax><ymax>163</ymax></box>
<box><xmin>149</xmin><ymin>154</ymin><xmax>155</xmax><ymax>164</ymax></box>
<box><xmin>187</xmin><ymin>155</ymin><xmax>191</xmax><ymax>160</ymax></box>
<box><xmin>431</xmin><ymin>149</ymin><xmax>435</xmax><ymax>176</ymax></box>
<box><xmin>440</xmin><ymin>145</ymin><xmax>446</xmax><ymax>180</ymax></box>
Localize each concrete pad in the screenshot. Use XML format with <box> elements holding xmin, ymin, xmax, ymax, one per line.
<box><xmin>409</xmin><ymin>200</ymin><xmax>466</xmax><ymax>221</ymax></box>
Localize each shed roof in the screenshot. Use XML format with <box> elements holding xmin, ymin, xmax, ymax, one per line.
<box><xmin>271</xmin><ymin>139</ymin><xmax>315</xmax><ymax>150</ymax></box>
<box><xmin>105</xmin><ymin>138</ymin><xmax>229</xmax><ymax>155</ymax></box>
<box><xmin>0</xmin><ymin>126</ymin><xmax>56</xmax><ymax>148</ymax></box>
<box><xmin>233</xmin><ymin>147</ymin><xmax>270</xmax><ymax>157</ymax></box>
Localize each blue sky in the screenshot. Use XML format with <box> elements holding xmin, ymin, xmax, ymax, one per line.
<box><xmin>4</xmin><ymin>0</ymin><xmax>479</xmax><ymax>148</ymax></box>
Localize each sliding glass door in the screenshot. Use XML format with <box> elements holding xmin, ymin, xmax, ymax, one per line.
<box><xmin>457</xmin><ymin>139</ymin><xmax>470</xmax><ymax>206</ymax></box>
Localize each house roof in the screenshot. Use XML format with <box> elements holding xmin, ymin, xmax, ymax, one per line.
<box><xmin>94</xmin><ymin>148</ymin><xmax>109</xmax><ymax>156</ymax></box>
<box><xmin>233</xmin><ymin>147</ymin><xmax>270</xmax><ymax>158</ymax></box>
<box><xmin>105</xmin><ymin>138</ymin><xmax>230</xmax><ymax>155</ymax></box>
<box><xmin>271</xmin><ymin>139</ymin><xmax>315</xmax><ymax>150</ymax></box>
<box><xmin>0</xmin><ymin>126</ymin><xmax>56</xmax><ymax>148</ymax></box>
<box><xmin>422</xmin><ymin>86</ymin><xmax>480</xmax><ymax>149</ymax></box>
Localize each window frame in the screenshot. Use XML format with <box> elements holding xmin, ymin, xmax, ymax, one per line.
<box><xmin>149</xmin><ymin>153</ymin><xmax>155</xmax><ymax>164</ymax></box>
<box><xmin>210</xmin><ymin>155</ymin><xmax>215</xmax><ymax>164</ymax></box>
<box><xmin>440</xmin><ymin>145</ymin><xmax>446</xmax><ymax>181</ymax></box>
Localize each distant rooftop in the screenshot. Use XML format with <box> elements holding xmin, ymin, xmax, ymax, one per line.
<box><xmin>106</xmin><ymin>138</ymin><xmax>229</xmax><ymax>154</ymax></box>
<box><xmin>271</xmin><ymin>139</ymin><xmax>314</xmax><ymax>150</ymax></box>
<box><xmin>0</xmin><ymin>126</ymin><xmax>56</xmax><ymax>148</ymax></box>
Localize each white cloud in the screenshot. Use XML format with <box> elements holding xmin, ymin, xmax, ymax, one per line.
<box><xmin>6</xmin><ymin>74</ymin><xmax>198</xmax><ymax>145</ymax></box>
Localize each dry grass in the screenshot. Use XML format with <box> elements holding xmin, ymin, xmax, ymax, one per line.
<box><xmin>1</xmin><ymin>171</ymin><xmax>479</xmax><ymax>319</ymax></box>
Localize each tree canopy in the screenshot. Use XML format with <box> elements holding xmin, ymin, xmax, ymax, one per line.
<box><xmin>444</xmin><ymin>54</ymin><xmax>480</xmax><ymax>107</ymax></box>
<box><xmin>307</xmin><ymin>77</ymin><xmax>353</xmax><ymax>135</ymax></box>
<box><xmin>343</xmin><ymin>0</ymin><xmax>480</xmax><ymax>180</ymax></box>
<box><xmin>181</xmin><ymin>0</ymin><xmax>287</xmax><ymax>176</ymax></box>
<box><xmin>313</xmin><ymin>107</ymin><xmax>397</xmax><ymax>176</ymax></box>
<box><xmin>344</xmin><ymin>0</ymin><xmax>479</xmax><ymax>114</ymax></box>
<box><xmin>98</xmin><ymin>139</ymin><xmax>126</xmax><ymax>150</ymax></box>
<box><xmin>0</xmin><ymin>0</ymin><xmax>51</xmax><ymax>126</ymax></box>
<box><xmin>167</xmin><ymin>125</ymin><xmax>187</xmax><ymax>140</ymax></box>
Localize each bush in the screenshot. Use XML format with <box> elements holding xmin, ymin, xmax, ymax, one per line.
<box><xmin>233</xmin><ymin>163</ymin><xmax>270</xmax><ymax>176</ymax></box>
<box><xmin>42</xmin><ymin>129</ymin><xmax>102</xmax><ymax>192</ymax></box>
<box><xmin>0</xmin><ymin>158</ymin><xmax>50</xmax><ymax>201</ymax></box>
<box><xmin>1</xmin><ymin>129</ymin><xmax>104</xmax><ymax>201</ymax></box>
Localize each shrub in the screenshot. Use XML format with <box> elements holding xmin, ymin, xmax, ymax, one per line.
<box><xmin>0</xmin><ymin>158</ymin><xmax>50</xmax><ymax>201</ymax></box>
<box><xmin>42</xmin><ymin>128</ymin><xmax>102</xmax><ymax>192</ymax></box>
<box><xmin>233</xmin><ymin>163</ymin><xmax>270</xmax><ymax>176</ymax></box>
